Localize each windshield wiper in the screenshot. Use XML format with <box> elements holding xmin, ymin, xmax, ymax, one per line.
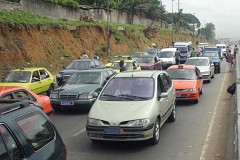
<box><xmin>118</xmin><ymin>94</ymin><xmax>148</xmax><ymax>100</ymax></box>
<box><xmin>101</xmin><ymin>94</ymin><xmax>117</xmax><ymax>98</ymax></box>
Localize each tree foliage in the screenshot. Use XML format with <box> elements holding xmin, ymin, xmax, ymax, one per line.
<box><xmin>41</xmin><ymin>0</ymin><xmax>80</xmax><ymax>9</ymax></box>
<box><xmin>201</xmin><ymin>23</ymin><xmax>215</xmax><ymax>41</ymax></box>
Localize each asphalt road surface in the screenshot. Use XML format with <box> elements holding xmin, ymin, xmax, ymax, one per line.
<box><xmin>51</xmin><ymin>60</ymin><xmax>235</xmax><ymax>160</ymax></box>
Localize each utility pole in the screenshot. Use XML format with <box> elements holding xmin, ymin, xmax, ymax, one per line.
<box><xmin>107</xmin><ymin>0</ymin><xmax>110</xmax><ymax>56</ymax></box>
<box><xmin>172</xmin><ymin>0</ymin><xmax>174</xmax><ymax>46</ymax></box>
<box><xmin>160</xmin><ymin>1</ymin><xmax>163</xmax><ymax>28</ymax></box>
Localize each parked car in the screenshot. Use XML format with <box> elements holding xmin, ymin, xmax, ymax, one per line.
<box><xmin>56</xmin><ymin>59</ymin><xmax>105</xmax><ymax>86</ymax></box>
<box><xmin>51</xmin><ymin>68</ymin><xmax>115</xmax><ymax>111</ymax></box>
<box><xmin>0</xmin><ymin>68</ymin><xmax>55</xmax><ymax>96</ymax></box>
<box><xmin>86</xmin><ymin>70</ymin><xmax>176</xmax><ymax>144</ymax></box>
<box><xmin>158</xmin><ymin>48</ymin><xmax>177</xmax><ymax>69</ymax></box>
<box><xmin>166</xmin><ymin>64</ymin><xmax>203</xmax><ymax>103</ymax></box>
<box><xmin>105</xmin><ymin>56</ymin><xmax>132</xmax><ymax>68</ymax></box>
<box><xmin>131</xmin><ymin>52</ymin><xmax>149</xmax><ymax>61</ymax></box>
<box><xmin>136</xmin><ymin>56</ymin><xmax>163</xmax><ymax>70</ymax></box>
<box><xmin>111</xmin><ymin>60</ymin><xmax>141</xmax><ymax>73</ymax></box>
<box><xmin>0</xmin><ymin>100</ymin><xmax>67</xmax><ymax>160</ymax></box>
<box><xmin>185</xmin><ymin>57</ymin><xmax>214</xmax><ymax>82</ymax></box>
<box><xmin>200</xmin><ymin>51</ymin><xmax>221</xmax><ymax>73</ymax></box>
<box><xmin>0</xmin><ymin>86</ymin><xmax>53</xmax><ymax>117</ymax></box>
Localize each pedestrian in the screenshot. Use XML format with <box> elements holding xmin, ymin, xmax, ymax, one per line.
<box><xmin>234</xmin><ymin>45</ymin><xmax>238</xmax><ymax>58</ymax></box>
<box><xmin>175</xmin><ymin>48</ymin><xmax>181</xmax><ymax>64</ymax></box>
<box><xmin>119</xmin><ymin>60</ymin><xmax>126</xmax><ymax>72</ymax></box>
<box><xmin>217</xmin><ymin>46</ymin><xmax>222</xmax><ymax>58</ymax></box>
<box><xmin>82</xmin><ymin>52</ymin><xmax>89</xmax><ymax>59</ymax></box>
<box><xmin>93</xmin><ymin>53</ymin><xmax>99</xmax><ymax>60</ymax></box>
<box><xmin>191</xmin><ymin>48</ymin><xmax>196</xmax><ymax>57</ymax></box>
<box><xmin>227</xmin><ymin>51</ymin><xmax>234</xmax><ymax>72</ymax></box>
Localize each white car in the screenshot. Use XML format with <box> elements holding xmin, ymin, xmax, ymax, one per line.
<box><xmin>158</xmin><ymin>48</ymin><xmax>176</xmax><ymax>69</ymax></box>
<box><xmin>185</xmin><ymin>57</ymin><xmax>214</xmax><ymax>82</ymax></box>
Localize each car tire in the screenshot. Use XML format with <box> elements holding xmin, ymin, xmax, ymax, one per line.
<box><xmin>168</xmin><ymin>103</ymin><xmax>176</xmax><ymax>122</ymax></box>
<box><xmin>149</xmin><ymin>118</ymin><xmax>160</xmax><ymax>145</ymax></box>
<box><xmin>47</xmin><ymin>84</ymin><xmax>54</xmax><ymax>96</ymax></box>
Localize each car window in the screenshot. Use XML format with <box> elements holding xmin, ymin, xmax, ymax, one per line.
<box><xmin>157</xmin><ymin>75</ymin><xmax>165</xmax><ymax>93</ymax></box>
<box><xmin>32</xmin><ymin>71</ymin><xmax>40</xmax><ymax>82</ymax></box>
<box><xmin>0</xmin><ymin>124</ymin><xmax>24</xmax><ymax>159</ymax></box>
<box><xmin>107</xmin><ymin>70</ymin><xmax>113</xmax><ymax>76</ymax></box>
<box><xmin>15</xmin><ymin>112</ymin><xmax>55</xmax><ymax>151</ymax></box>
<box><xmin>13</xmin><ymin>91</ymin><xmax>31</xmax><ymax>100</ymax></box>
<box><xmin>160</xmin><ymin>73</ymin><xmax>171</xmax><ymax>91</ymax></box>
<box><xmin>94</xmin><ymin>60</ymin><xmax>100</xmax><ymax>67</ymax></box>
<box><xmin>103</xmin><ymin>71</ymin><xmax>109</xmax><ymax>80</ymax></box>
<box><xmin>39</xmin><ymin>69</ymin><xmax>49</xmax><ymax>79</ymax></box>
<box><xmin>167</xmin><ymin>69</ymin><xmax>197</xmax><ymax>80</ymax></box>
<box><xmin>66</xmin><ymin>61</ymin><xmax>90</xmax><ymax>69</ymax></box>
<box><xmin>195</xmin><ymin>68</ymin><xmax>201</xmax><ymax>77</ymax></box>
<box><xmin>1</xmin><ymin>93</ymin><xmax>14</xmax><ymax>100</ymax></box>
<box><xmin>90</xmin><ymin>61</ymin><xmax>95</xmax><ymax>68</ymax></box>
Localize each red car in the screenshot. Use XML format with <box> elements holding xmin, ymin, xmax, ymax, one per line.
<box><xmin>136</xmin><ymin>56</ymin><xmax>163</xmax><ymax>70</ymax></box>
<box><xmin>0</xmin><ymin>86</ymin><xmax>53</xmax><ymax>117</ymax></box>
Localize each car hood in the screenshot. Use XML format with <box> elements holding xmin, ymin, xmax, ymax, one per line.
<box><xmin>55</xmin><ymin>84</ymin><xmax>100</xmax><ymax>94</ymax></box>
<box><xmin>89</xmin><ymin>100</ymin><xmax>153</xmax><ymax>124</ymax></box>
<box><xmin>172</xmin><ymin>80</ymin><xmax>197</xmax><ymax>89</ymax></box>
<box><xmin>196</xmin><ymin>66</ymin><xmax>210</xmax><ymax>72</ymax></box>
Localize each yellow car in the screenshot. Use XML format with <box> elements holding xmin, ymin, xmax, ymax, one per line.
<box><xmin>105</xmin><ymin>56</ymin><xmax>132</xmax><ymax>68</ymax></box>
<box><xmin>0</xmin><ymin>68</ymin><xmax>55</xmax><ymax>96</ymax></box>
<box><xmin>111</xmin><ymin>60</ymin><xmax>141</xmax><ymax>73</ymax></box>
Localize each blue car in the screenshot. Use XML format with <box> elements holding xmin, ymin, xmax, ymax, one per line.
<box><xmin>200</xmin><ymin>51</ymin><xmax>221</xmax><ymax>73</ymax></box>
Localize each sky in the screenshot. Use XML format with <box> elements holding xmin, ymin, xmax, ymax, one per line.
<box><xmin>162</xmin><ymin>0</ymin><xmax>240</xmax><ymax>41</ymax></box>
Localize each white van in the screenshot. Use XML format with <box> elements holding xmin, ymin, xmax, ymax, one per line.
<box><xmin>216</xmin><ymin>43</ymin><xmax>226</xmax><ymax>57</ymax></box>
<box><xmin>158</xmin><ymin>48</ymin><xmax>176</xmax><ymax>69</ymax></box>
<box><xmin>173</xmin><ymin>42</ymin><xmax>192</xmax><ymax>63</ymax></box>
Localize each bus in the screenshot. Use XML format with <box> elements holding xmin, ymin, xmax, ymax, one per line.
<box><xmin>173</xmin><ymin>42</ymin><xmax>192</xmax><ymax>63</ymax></box>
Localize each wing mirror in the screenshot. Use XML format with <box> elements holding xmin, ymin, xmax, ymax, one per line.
<box><xmin>92</xmin><ymin>92</ymin><xmax>99</xmax><ymax>98</ymax></box>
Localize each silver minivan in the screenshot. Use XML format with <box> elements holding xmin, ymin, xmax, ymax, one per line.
<box><xmin>86</xmin><ymin>70</ymin><xmax>176</xmax><ymax>144</ymax></box>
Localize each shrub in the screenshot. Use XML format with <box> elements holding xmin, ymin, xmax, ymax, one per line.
<box><xmin>41</xmin><ymin>0</ymin><xmax>79</xmax><ymax>9</ymax></box>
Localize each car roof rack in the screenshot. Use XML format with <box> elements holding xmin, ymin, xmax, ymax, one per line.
<box><xmin>0</xmin><ymin>100</ymin><xmax>31</xmax><ymax>115</ymax></box>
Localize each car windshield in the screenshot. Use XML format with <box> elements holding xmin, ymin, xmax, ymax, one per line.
<box><xmin>204</xmin><ymin>48</ymin><xmax>218</xmax><ymax>52</ymax></box>
<box><xmin>111</xmin><ymin>62</ymin><xmax>133</xmax><ymax>70</ymax></box>
<box><xmin>100</xmin><ymin>77</ymin><xmax>154</xmax><ymax>101</ymax></box>
<box><xmin>110</xmin><ymin>57</ymin><xmax>129</xmax><ymax>63</ymax></box>
<box><xmin>167</xmin><ymin>69</ymin><xmax>196</xmax><ymax>80</ymax></box>
<box><xmin>3</xmin><ymin>71</ymin><xmax>31</xmax><ymax>83</ymax></box>
<box><xmin>132</xmin><ymin>52</ymin><xmax>147</xmax><ymax>58</ymax></box>
<box><xmin>66</xmin><ymin>61</ymin><xmax>90</xmax><ymax>69</ymax></box>
<box><xmin>137</xmin><ymin>57</ymin><xmax>154</xmax><ymax>63</ymax></box>
<box><xmin>175</xmin><ymin>46</ymin><xmax>187</xmax><ymax>53</ymax></box>
<box><xmin>147</xmin><ymin>49</ymin><xmax>158</xmax><ymax>55</ymax></box>
<box><xmin>201</xmin><ymin>52</ymin><xmax>219</xmax><ymax>57</ymax></box>
<box><xmin>67</xmin><ymin>72</ymin><xmax>101</xmax><ymax>84</ymax></box>
<box><xmin>185</xmin><ymin>59</ymin><xmax>208</xmax><ymax>66</ymax></box>
<box><xmin>158</xmin><ymin>51</ymin><xmax>175</xmax><ymax>58</ymax></box>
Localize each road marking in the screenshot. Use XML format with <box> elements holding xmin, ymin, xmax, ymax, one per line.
<box><xmin>73</xmin><ymin>128</ymin><xmax>86</xmax><ymax>137</ymax></box>
<box><xmin>199</xmin><ymin>72</ymin><xmax>228</xmax><ymax>160</ymax></box>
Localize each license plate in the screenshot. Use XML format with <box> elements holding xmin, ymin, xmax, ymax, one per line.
<box><xmin>61</xmin><ymin>101</ymin><xmax>74</xmax><ymax>106</ymax></box>
<box><xmin>104</xmin><ymin>128</ymin><xmax>121</xmax><ymax>135</ymax></box>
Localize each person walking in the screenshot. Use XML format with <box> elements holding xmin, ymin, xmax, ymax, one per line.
<box><xmin>93</xmin><ymin>53</ymin><xmax>99</xmax><ymax>60</ymax></box>
<box><xmin>119</xmin><ymin>60</ymin><xmax>126</xmax><ymax>72</ymax></box>
<box><xmin>227</xmin><ymin>51</ymin><xmax>234</xmax><ymax>72</ymax></box>
<box><xmin>82</xmin><ymin>52</ymin><xmax>89</xmax><ymax>59</ymax></box>
<box><xmin>191</xmin><ymin>48</ymin><xmax>196</xmax><ymax>57</ymax></box>
<box><xmin>234</xmin><ymin>45</ymin><xmax>239</xmax><ymax>58</ymax></box>
<box><xmin>175</xmin><ymin>48</ymin><xmax>181</xmax><ymax>64</ymax></box>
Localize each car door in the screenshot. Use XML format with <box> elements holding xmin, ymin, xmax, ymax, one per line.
<box><xmin>156</xmin><ymin>75</ymin><xmax>168</xmax><ymax>120</ymax></box>
<box><xmin>195</xmin><ymin>67</ymin><xmax>203</xmax><ymax>92</ymax></box>
<box><xmin>39</xmin><ymin>69</ymin><xmax>52</xmax><ymax>93</ymax></box>
<box><xmin>29</xmin><ymin>70</ymin><xmax>42</xmax><ymax>94</ymax></box>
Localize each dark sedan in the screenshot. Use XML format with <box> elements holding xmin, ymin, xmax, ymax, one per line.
<box><xmin>50</xmin><ymin>68</ymin><xmax>115</xmax><ymax>111</ymax></box>
<box><xmin>136</xmin><ymin>56</ymin><xmax>163</xmax><ymax>70</ymax></box>
<box><xmin>56</xmin><ymin>59</ymin><xmax>105</xmax><ymax>86</ymax></box>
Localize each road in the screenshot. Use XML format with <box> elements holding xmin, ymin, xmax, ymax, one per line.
<box><xmin>51</xmin><ymin>60</ymin><xmax>235</xmax><ymax>160</ymax></box>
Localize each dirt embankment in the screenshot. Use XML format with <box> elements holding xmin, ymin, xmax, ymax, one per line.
<box><xmin>0</xmin><ymin>23</ymin><xmax>204</xmax><ymax>78</ymax></box>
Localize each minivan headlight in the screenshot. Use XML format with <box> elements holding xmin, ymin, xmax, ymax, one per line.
<box><xmin>126</xmin><ymin>119</ymin><xmax>150</xmax><ymax>127</ymax></box>
<box><xmin>79</xmin><ymin>94</ymin><xmax>93</xmax><ymax>100</ymax></box>
<box><xmin>57</xmin><ymin>73</ymin><xmax>63</xmax><ymax>78</ymax></box>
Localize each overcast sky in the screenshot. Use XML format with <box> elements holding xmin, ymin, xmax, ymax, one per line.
<box><xmin>162</xmin><ymin>0</ymin><xmax>240</xmax><ymax>41</ymax></box>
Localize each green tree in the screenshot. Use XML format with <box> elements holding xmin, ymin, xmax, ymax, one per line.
<box><xmin>201</xmin><ymin>23</ymin><xmax>215</xmax><ymax>41</ymax></box>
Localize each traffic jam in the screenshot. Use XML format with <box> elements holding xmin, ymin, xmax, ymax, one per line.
<box><xmin>0</xmin><ymin>41</ymin><xmax>233</xmax><ymax>159</ymax></box>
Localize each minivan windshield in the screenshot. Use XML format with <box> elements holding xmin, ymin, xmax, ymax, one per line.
<box><xmin>158</xmin><ymin>51</ymin><xmax>175</xmax><ymax>58</ymax></box>
<box><xmin>100</xmin><ymin>77</ymin><xmax>154</xmax><ymax>101</ymax></box>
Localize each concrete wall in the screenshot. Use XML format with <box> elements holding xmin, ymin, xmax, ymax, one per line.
<box><xmin>0</xmin><ymin>0</ymin><xmax>22</xmax><ymax>10</ymax></box>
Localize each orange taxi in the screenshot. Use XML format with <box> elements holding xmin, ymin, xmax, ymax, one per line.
<box><xmin>0</xmin><ymin>86</ymin><xmax>53</xmax><ymax>117</ymax></box>
<box><xmin>166</xmin><ymin>64</ymin><xmax>203</xmax><ymax>103</ymax></box>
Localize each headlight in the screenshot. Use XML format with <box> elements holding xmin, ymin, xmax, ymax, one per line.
<box><xmin>126</xmin><ymin>119</ymin><xmax>150</xmax><ymax>127</ymax></box>
<box><xmin>182</xmin><ymin>88</ymin><xmax>196</xmax><ymax>92</ymax></box>
<box><xmin>202</xmin><ymin>71</ymin><xmax>210</xmax><ymax>75</ymax></box>
<box><xmin>50</xmin><ymin>93</ymin><xmax>58</xmax><ymax>99</ymax></box>
<box><xmin>87</xmin><ymin>118</ymin><xmax>107</xmax><ymax>126</ymax></box>
<box><xmin>79</xmin><ymin>94</ymin><xmax>93</xmax><ymax>100</ymax></box>
<box><xmin>57</xmin><ymin>73</ymin><xmax>63</xmax><ymax>78</ymax></box>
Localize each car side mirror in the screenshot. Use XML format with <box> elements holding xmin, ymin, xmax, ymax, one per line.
<box><xmin>92</xmin><ymin>92</ymin><xmax>99</xmax><ymax>98</ymax></box>
<box><xmin>32</xmin><ymin>77</ymin><xmax>40</xmax><ymax>82</ymax></box>
<box><xmin>160</xmin><ymin>93</ymin><xmax>168</xmax><ymax>98</ymax></box>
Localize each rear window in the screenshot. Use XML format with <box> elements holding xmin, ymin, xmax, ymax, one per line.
<box><xmin>14</xmin><ymin>112</ymin><xmax>55</xmax><ymax>151</ymax></box>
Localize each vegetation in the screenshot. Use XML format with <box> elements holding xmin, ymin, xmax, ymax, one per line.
<box><xmin>4</xmin><ymin>0</ymin><xmax>20</xmax><ymax>2</ymax></box>
<box><xmin>201</xmin><ymin>23</ymin><xmax>216</xmax><ymax>41</ymax></box>
<box><xmin>41</xmin><ymin>0</ymin><xmax>79</xmax><ymax>9</ymax></box>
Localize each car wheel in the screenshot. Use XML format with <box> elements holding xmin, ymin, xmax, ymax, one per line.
<box><xmin>149</xmin><ymin>118</ymin><xmax>160</xmax><ymax>145</ymax></box>
<box><xmin>168</xmin><ymin>103</ymin><xmax>176</xmax><ymax>122</ymax></box>
<box><xmin>193</xmin><ymin>94</ymin><xmax>200</xmax><ymax>103</ymax></box>
<box><xmin>47</xmin><ymin>84</ymin><xmax>54</xmax><ymax>96</ymax></box>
